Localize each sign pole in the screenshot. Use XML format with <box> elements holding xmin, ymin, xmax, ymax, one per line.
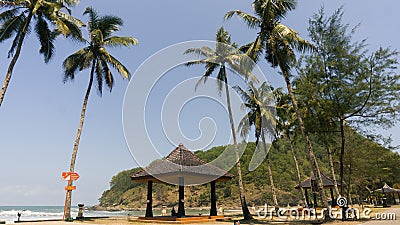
<box><xmin>61</xmin><ymin>171</ymin><xmax>80</xmax><ymax>221</ymax></box>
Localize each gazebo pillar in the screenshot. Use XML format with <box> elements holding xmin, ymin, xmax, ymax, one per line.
<box><xmin>330</xmin><ymin>188</ymin><xmax>335</xmax><ymax>204</ymax></box>
<box><xmin>145</xmin><ymin>181</ymin><xmax>153</xmax><ymax>217</ymax></box>
<box><xmin>304</xmin><ymin>189</ymin><xmax>310</xmax><ymax>206</ymax></box>
<box><xmin>313</xmin><ymin>192</ymin><xmax>318</xmax><ymax>207</ymax></box>
<box><xmin>178</xmin><ymin>177</ymin><xmax>185</xmax><ymax>217</ymax></box>
<box><xmin>210</xmin><ymin>181</ymin><xmax>217</xmax><ymax>216</ymax></box>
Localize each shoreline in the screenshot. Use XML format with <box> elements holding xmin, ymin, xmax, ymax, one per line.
<box><xmin>5</xmin><ymin>205</ymin><xmax>398</xmax><ymax>225</ymax></box>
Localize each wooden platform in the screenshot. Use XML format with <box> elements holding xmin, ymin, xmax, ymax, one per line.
<box><xmin>133</xmin><ymin>215</ymin><xmax>230</xmax><ymax>224</ymax></box>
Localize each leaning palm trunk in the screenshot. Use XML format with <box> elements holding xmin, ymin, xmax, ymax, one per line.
<box><xmin>261</xmin><ymin>129</ymin><xmax>279</xmax><ymax>213</ymax></box>
<box><xmin>0</xmin><ymin>12</ymin><xmax>33</xmax><ymax>107</ymax></box>
<box><xmin>287</xmin><ymin>133</ymin><xmax>308</xmax><ymax>207</ymax></box>
<box><xmin>224</xmin><ymin>73</ymin><xmax>252</xmax><ymax>220</ymax></box>
<box><xmin>327</xmin><ymin>146</ymin><xmax>340</xmax><ymax>197</ymax></box>
<box><xmin>279</xmin><ymin>64</ymin><xmax>330</xmax><ymax>212</ymax></box>
<box><xmin>64</xmin><ymin>62</ymin><xmax>95</xmax><ymax>220</ymax></box>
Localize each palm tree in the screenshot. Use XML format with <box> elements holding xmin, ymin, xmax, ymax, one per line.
<box><xmin>0</xmin><ymin>0</ymin><xmax>83</xmax><ymax>107</ymax></box>
<box><xmin>184</xmin><ymin>27</ymin><xmax>257</xmax><ymax>220</ymax></box>
<box><xmin>62</xmin><ymin>7</ymin><xmax>138</xmax><ymax>220</ymax></box>
<box><xmin>225</xmin><ymin>0</ymin><xmax>330</xmax><ymax>210</ymax></box>
<box><xmin>235</xmin><ymin>81</ymin><xmax>280</xmax><ymax>213</ymax></box>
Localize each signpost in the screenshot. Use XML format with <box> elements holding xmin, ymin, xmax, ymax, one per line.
<box><xmin>62</xmin><ymin>172</ymin><xmax>80</xmax><ymax>181</ymax></box>
<box><xmin>62</xmin><ymin>172</ymin><xmax>80</xmax><ymax>220</ymax></box>
<box><xmin>65</xmin><ymin>186</ymin><xmax>77</xmax><ymax>191</ymax></box>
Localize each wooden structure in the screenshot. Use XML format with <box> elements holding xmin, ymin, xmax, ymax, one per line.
<box><xmin>131</xmin><ymin>143</ymin><xmax>233</xmax><ymax>219</ymax></box>
<box><xmin>295</xmin><ymin>172</ymin><xmax>340</xmax><ymax>207</ymax></box>
<box><xmin>374</xmin><ymin>183</ymin><xmax>400</xmax><ymax>205</ymax></box>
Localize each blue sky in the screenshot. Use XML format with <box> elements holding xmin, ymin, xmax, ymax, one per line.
<box><xmin>0</xmin><ymin>0</ymin><xmax>399</xmax><ymax>206</ymax></box>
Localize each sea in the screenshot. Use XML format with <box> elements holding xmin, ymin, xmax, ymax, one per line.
<box><xmin>0</xmin><ymin>206</ymin><xmax>211</xmax><ymax>224</ymax></box>
<box><xmin>0</xmin><ymin>206</ymin><xmax>137</xmax><ymax>224</ymax></box>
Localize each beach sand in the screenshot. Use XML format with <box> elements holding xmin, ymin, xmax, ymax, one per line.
<box><xmin>14</xmin><ymin>205</ymin><xmax>399</xmax><ymax>225</ymax></box>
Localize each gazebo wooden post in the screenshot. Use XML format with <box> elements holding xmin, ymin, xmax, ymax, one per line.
<box><xmin>178</xmin><ymin>177</ymin><xmax>185</xmax><ymax>217</ymax></box>
<box><xmin>313</xmin><ymin>192</ymin><xmax>318</xmax><ymax>207</ymax></box>
<box><xmin>305</xmin><ymin>189</ymin><xmax>310</xmax><ymax>207</ymax></box>
<box><xmin>145</xmin><ymin>180</ymin><xmax>153</xmax><ymax>217</ymax></box>
<box><xmin>210</xmin><ymin>181</ymin><xmax>217</xmax><ymax>216</ymax></box>
<box><xmin>330</xmin><ymin>188</ymin><xmax>335</xmax><ymax>204</ymax></box>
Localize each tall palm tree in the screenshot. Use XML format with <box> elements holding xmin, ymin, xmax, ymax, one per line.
<box><xmin>235</xmin><ymin>81</ymin><xmax>280</xmax><ymax>213</ymax></box>
<box><xmin>184</xmin><ymin>27</ymin><xmax>257</xmax><ymax>219</ymax></box>
<box><xmin>225</xmin><ymin>0</ymin><xmax>330</xmax><ymax>210</ymax></box>
<box><xmin>0</xmin><ymin>0</ymin><xmax>83</xmax><ymax>107</ymax></box>
<box><xmin>62</xmin><ymin>7</ymin><xmax>138</xmax><ymax>220</ymax></box>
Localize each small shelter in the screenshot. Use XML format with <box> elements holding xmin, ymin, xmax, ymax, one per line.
<box><xmin>131</xmin><ymin>143</ymin><xmax>233</xmax><ymax>219</ymax></box>
<box><xmin>374</xmin><ymin>183</ymin><xmax>400</xmax><ymax>205</ymax></box>
<box><xmin>295</xmin><ymin>172</ymin><xmax>340</xmax><ymax>207</ymax></box>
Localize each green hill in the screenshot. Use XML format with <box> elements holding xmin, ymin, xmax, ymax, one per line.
<box><xmin>98</xmin><ymin>132</ymin><xmax>400</xmax><ymax>209</ymax></box>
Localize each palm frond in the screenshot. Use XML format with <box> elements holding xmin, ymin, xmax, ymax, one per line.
<box><xmin>95</xmin><ymin>59</ymin><xmax>103</xmax><ymax>95</ymax></box>
<box><xmin>62</xmin><ymin>0</ymin><xmax>80</xmax><ymax>7</ymax></box>
<box><xmin>234</xmin><ymin>85</ymin><xmax>252</xmax><ymax>106</ymax></box>
<box><xmin>194</xmin><ymin>62</ymin><xmax>218</xmax><ymax>90</ymax></box>
<box><xmin>62</xmin><ymin>48</ymin><xmax>90</xmax><ymax>81</ymax></box>
<box><xmin>7</xmin><ymin>28</ymin><xmax>22</xmax><ymax>58</ymax></box>
<box><xmin>0</xmin><ymin>12</ymin><xmax>27</xmax><ymax>42</ymax></box>
<box><xmin>224</xmin><ymin>10</ymin><xmax>260</xmax><ymax>29</ymax></box>
<box><xmin>106</xmin><ymin>54</ymin><xmax>130</xmax><ymax>79</ymax></box>
<box><xmin>0</xmin><ymin>8</ymin><xmax>21</xmax><ymax>23</ymax></box>
<box><xmin>98</xmin><ymin>15</ymin><xmax>122</xmax><ymax>38</ymax></box>
<box><xmin>35</xmin><ymin>13</ymin><xmax>55</xmax><ymax>63</ymax></box>
<box><xmin>51</xmin><ymin>11</ymin><xmax>84</xmax><ymax>40</ymax></box>
<box><xmin>83</xmin><ymin>6</ymin><xmax>99</xmax><ymax>32</ymax></box>
<box><xmin>100</xmin><ymin>57</ymin><xmax>114</xmax><ymax>91</ymax></box>
<box><xmin>103</xmin><ymin>36</ymin><xmax>138</xmax><ymax>47</ymax></box>
<box><xmin>237</xmin><ymin>111</ymin><xmax>253</xmax><ymax>138</ymax></box>
<box><xmin>184</xmin><ymin>46</ymin><xmax>214</xmax><ymax>57</ymax></box>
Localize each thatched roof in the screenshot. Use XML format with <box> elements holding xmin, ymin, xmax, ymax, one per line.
<box><xmin>131</xmin><ymin>144</ymin><xmax>233</xmax><ymax>185</ymax></box>
<box><xmin>374</xmin><ymin>183</ymin><xmax>400</xmax><ymax>193</ymax></box>
<box><xmin>295</xmin><ymin>172</ymin><xmax>340</xmax><ymax>189</ymax></box>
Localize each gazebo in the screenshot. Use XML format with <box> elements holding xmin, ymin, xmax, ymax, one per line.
<box><xmin>295</xmin><ymin>172</ymin><xmax>340</xmax><ymax>207</ymax></box>
<box><xmin>131</xmin><ymin>143</ymin><xmax>233</xmax><ymax>220</ymax></box>
<box><xmin>374</xmin><ymin>183</ymin><xmax>400</xmax><ymax>205</ymax></box>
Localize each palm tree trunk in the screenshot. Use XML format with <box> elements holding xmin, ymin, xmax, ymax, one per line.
<box><xmin>223</xmin><ymin>68</ymin><xmax>252</xmax><ymax>220</ymax></box>
<box><xmin>339</xmin><ymin>118</ymin><xmax>345</xmax><ymax>196</ymax></box>
<box><xmin>261</xmin><ymin>129</ymin><xmax>279</xmax><ymax>212</ymax></box>
<box><xmin>64</xmin><ymin>61</ymin><xmax>95</xmax><ymax>220</ymax></box>
<box><xmin>327</xmin><ymin>146</ymin><xmax>339</xmax><ymax>197</ymax></box>
<box><xmin>279</xmin><ymin>64</ymin><xmax>330</xmax><ymax>212</ymax></box>
<box><xmin>287</xmin><ymin>133</ymin><xmax>308</xmax><ymax>207</ymax></box>
<box><xmin>0</xmin><ymin>12</ymin><xmax>33</xmax><ymax>107</ymax></box>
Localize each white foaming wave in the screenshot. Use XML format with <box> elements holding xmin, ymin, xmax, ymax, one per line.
<box><xmin>0</xmin><ymin>210</ymin><xmax>63</xmax><ymax>217</ymax></box>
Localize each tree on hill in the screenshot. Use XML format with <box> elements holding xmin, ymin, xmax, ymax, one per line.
<box><xmin>295</xmin><ymin>7</ymin><xmax>400</xmax><ymax>196</ymax></box>
<box><xmin>62</xmin><ymin>7</ymin><xmax>138</xmax><ymax>220</ymax></box>
<box><xmin>0</xmin><ymin>0</ymin><xmax>83</xmax><ymax>107</ymax></box>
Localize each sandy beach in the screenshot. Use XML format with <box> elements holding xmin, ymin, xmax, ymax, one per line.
<box><xmin>11</xmin><ymin>205</ymin><xmax>398</xmax><ymax>225</ymax></box>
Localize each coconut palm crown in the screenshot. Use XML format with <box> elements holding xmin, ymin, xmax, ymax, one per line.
<box><xmin>63</xmin><ymin>6</ymin><xmax>138</xmax><ymax>93</ymax></box>
<box><xmin>0</xmin><ymin>0</ymin><xmax>84</xmax><ymax>107</ymax></box>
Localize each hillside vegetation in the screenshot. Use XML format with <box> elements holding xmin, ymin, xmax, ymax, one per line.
<box><xmin>98</xmin><ymin>131</ymin><xmax>400</xmax><ymax>209</ymax></box>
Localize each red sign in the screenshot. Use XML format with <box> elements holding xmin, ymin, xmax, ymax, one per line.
<box><xmin>65</xmin><ymin>186</ymin><xmax>76</xmax><ymax>191</ymax></box>
<box><xmin>62</xmin><ymin>172</ymin><xmax>80</xmax><ymax>181</ymax></box>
